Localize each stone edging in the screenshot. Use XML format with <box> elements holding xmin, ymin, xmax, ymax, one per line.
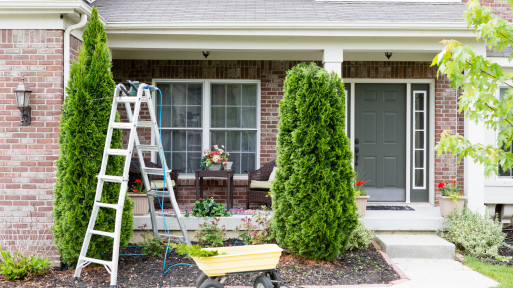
<box><xmin>371</xmin><ymin>240</ymin><xmax>410</xmax><ymax>286</ymax></box>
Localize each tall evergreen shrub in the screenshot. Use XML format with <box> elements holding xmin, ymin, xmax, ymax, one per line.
<box><xmin>52</xmin><ymin>8</ymin><xmax>133</xmax><ymax>265</ymax></box>
<box><xmin>272</xmin><ymin>62</ymin><xmax>357</xmax><ymax>261</ymax></box>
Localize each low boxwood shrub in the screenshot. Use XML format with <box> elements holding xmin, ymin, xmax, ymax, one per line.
<box><xmin>346</xmin><ymin>220</ymin><xmax>374</xmax><ymax>250</ymax></box>
<box><xmin>439</xmin><ymin>207</ymin><xmax>511</xmax><ymax>261</ymax></box>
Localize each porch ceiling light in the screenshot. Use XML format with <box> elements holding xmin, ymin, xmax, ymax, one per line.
<box><xmin>385</xmin><ymin>52</ymin><xmax>393</xmax><ymax>60</ymax></box>
<box><xmin>202</xmin><ymin>50</ymin><xmax>210</xmax><ymax>59</ymax></box>
<box><xmin>14</xmin><ymin>75</ymin><xmax>32</xmax><ymax>126</ymax></box>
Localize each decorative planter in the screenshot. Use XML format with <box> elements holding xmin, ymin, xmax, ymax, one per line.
<box><xmin>439</xmin><ymin>196</ymin><xmax>466</xmax><ymax>217</ymax></box>
<box><xmin>207</xmin><ymin>163</ymin><xmax>222</xmax><ymax>171</ymax></box>
<box><xmin>128</xmin><ymin>192</ymin><xmax>149</xmax><ymax>215</ymax></box>
<box><xmin>223</xmin><ymin>162</ymin><xmax>233</xmax><ymax>170</ymax></box>
<box><xmin>355</xmin><ymin>195</ymin><xmax>370</xmax><ymax>217</ymax></box>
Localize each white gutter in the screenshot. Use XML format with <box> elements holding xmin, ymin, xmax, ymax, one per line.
<box><xmin>63</xmin><ymin>13</ymin><xmax>87</xmax><ymax>97</ymax></box>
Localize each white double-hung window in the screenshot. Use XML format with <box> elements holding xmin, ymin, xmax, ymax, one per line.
<box><xmin>154</xmin><ymin>80</ymin><xmax>260</xmax><ymax>175</ymax></box>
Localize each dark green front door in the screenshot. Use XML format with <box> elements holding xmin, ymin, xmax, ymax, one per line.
<box><xmin>355</xmin><ymin>84</ymin><xmax>406</xmax><ymax>202</ymax></box>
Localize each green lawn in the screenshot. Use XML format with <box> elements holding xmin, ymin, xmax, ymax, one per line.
<box><xmin>464</xmin><ymin>256</ymin><xmax>513</xmax><ymax>288</ymax></box>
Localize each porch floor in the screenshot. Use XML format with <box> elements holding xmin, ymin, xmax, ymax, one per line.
<box><xmin>362</xmin><ymin>203</ymin><xmax>443</xmax><ymax>232</ymax></box>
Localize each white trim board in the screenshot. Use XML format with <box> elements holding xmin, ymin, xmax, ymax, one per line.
<box><xmin>344</xmin><ymin>78</ymin><xmax>436</xmax><ymax>204</ymax></box>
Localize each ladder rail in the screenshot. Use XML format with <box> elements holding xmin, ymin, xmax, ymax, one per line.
<box><xmin>73</xmin><ymin>83</ymin><xmax>191</xmax><ymax>288</ymax></box>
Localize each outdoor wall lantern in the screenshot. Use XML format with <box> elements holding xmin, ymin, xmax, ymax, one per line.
<box><xmin>14</xmin><ymin>76</ymin><xmax>32</xmax><ymax>126</ymax></box>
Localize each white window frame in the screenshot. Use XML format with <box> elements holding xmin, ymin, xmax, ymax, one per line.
<box><xmin>412</xmin><ymin>90</ymin><xmax>427</xmax><ymax>189</ymax></box>
<box><xmin>496</xmin><ymin>86</ymin><xmax>513</xmax><ymax>180</ymax></box>
<box><xmin>151</xmin><ymin>79</ymin><xmax>261</xmax><ymax>177</ymax></box>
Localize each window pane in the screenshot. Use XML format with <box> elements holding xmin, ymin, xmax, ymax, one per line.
<box><xmin>172</xmin><ymin>106</ymin><xmax>187</xmax><ymax>127</ymax></box>
<box><xmin>415</xmin><ymin>112</ymin><xmax>424</xmax><ymax>130</ymax></box>
<box><xmin>227</xmin><ymin>131</ymin><xmax>241</xmax><ymax>152</ymax></box>
<box><xmin>158</xmin><ymin>83</ymin><xmax>172</xmax><ymax>106</ymax></box>
<box><xmin>415</xmin><ymin>150</ymin><xmax>423</xmax><ymax>168</ymax></box>
<box><xmin>415</xmin><ymin>132</ymin><xmax>424</xmax><ymax>149</ymax></box>
<box><xmin>211</xmin><ymin>107</ymin><xmax>225</xmax><ymax>128</ymax></box>
<box><xmin>241</xmin><ymin>107</ymin><xmax>256</xmax><ymax>128</ymax></box>
<box><xmin>188</xmin><ymin>84</ymin><xmax>202</xmax><ymax>105</ymax></box>
<box><xmin>415</xmin><ymin>92</ymin><xmax>424</xmax><ymax>110</ymax></box>
<box><xmin>227</xmin><ymin>84</ymin><xmax>241</xmax><ymax>106</ymax></box>
<box><xmin>415</xmin><ymin>169</ymin><xmax>424</xmax><ymax>187</ymax></box>
<box><xmin>186</xmin><ymin>106</ymin><xmax>202</xmax><ymax>128</ymax></box>
<box><xmin>172</xmin><ymin>84</ymin><xmax>186</xmax><ymax>105</ymax></box>
<box><xmin>211</xmin><ymin>84</ymin><xmax>225</xmax><ymax>105</ymax></box>
<box><xmin>242</xmin><ymin>84</ymin><xmax>257</xmax><ymax>106</ymax></box>
<box><xmin>241</xmin><ymin>153</ymin><xmax>256</xmax><ymax>174</ymax></box>
<box><xmin>172</xmin><ymin>131</ymin><xmax>186</xmax><ymax>151</ymax></box>
<box><xmin>226</xmin><ymin>107</ymin><xmax>240</xmax><ymax>128</ymax></box>
<box><xmin>242</xmin><ymin>131</ymin><xmax>257</xmax><ymax>152</ymax></box>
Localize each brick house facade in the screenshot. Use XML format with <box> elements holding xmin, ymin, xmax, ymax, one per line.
<box><xmin>1</xmin><ymin>0</ymin><xmax>507</xmax><ymax>264</ymax></box>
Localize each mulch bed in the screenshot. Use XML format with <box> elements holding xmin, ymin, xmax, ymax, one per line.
<box><xmin>0</xmin><ymin>239</ymin><xmax>400</xmax><ymax>288</ymax></box>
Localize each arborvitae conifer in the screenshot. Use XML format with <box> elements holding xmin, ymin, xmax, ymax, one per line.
<box><xmin>52</xmin><ymin>8</ymin><xmax>133</xmax><ymax>265</ymax></box>
<box><xmin>272</xmin><ymin>63</ymin><xmax>357</xmax><ymax>261</ymax></box>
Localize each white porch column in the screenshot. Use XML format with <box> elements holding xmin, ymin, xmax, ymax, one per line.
<box><xmin>464</xmin><ymin>118</ymin><xmax>486</xmax><ymax>215</ymax></box>
<box><xmin>322</xmin><ymin>48</ymin><xmax>343</xmax><ymax>76</ymax></box>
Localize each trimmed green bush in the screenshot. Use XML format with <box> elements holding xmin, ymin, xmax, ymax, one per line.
<box><xmin>52</xmin><ymin>8</ymin><xmax>133</xmax><ymax>266</ymax></box>
<box><xmin>272</xmin><ymin>62</ymin><xmax>358</xmax><ymax>261</ymax></box>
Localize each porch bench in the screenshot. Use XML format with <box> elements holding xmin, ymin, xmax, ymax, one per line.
<box><xmin>245</xmin><ymin>160</ymin><xmax>276</xmax><ymax>209</ymax></box>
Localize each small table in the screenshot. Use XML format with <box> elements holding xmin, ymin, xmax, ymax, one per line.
<box><xmin>195</xmin><ymin>169</ymin><xmax>235</xmax><ymax>209</ymax></box>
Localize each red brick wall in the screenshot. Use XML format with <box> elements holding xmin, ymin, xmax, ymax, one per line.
<box><xmin>462</xmin><ymin>0</ymin><xmax>513</xmax><ymax>22</ymax></box>
<box><xmin>0</xmin><ymin>29</ymin><xmax>64</xmax><ymax>263</ymax></box>
<box><xmin>112</xmin><ymin>60</ymin><xmax>309</xmax><ymax>207</ymax></box>
<box><xmin>112</xmin><ymin>60</ymin><xmax>462</xmax><ymax>206</ymax></box>
<box><xmin>70</xmin><ymin>35</ymin><xmax>81</xmax><ymax>63</ymax></box>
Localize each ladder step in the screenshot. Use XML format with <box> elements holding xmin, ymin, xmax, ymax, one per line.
<box><xmin>95</xmin><ymin>202</ymin><xmax>120</xmax><ymax>210</ymax></box>
<box><xmin>156</xmin><ymin>233</ymin><xmax>186</xmax><ymax>242</ymax></box>
<box><xmin>137</xmin><ymin>121</ymin><xmax>153</xmax><ymax>128</ymax></box>
<box><xmin>136</xmin><ymin>145</ymin><xmax>160</xmax><ymax>151</ymax></box>
<box><xmin>158</xmin><ymin>212</ymin><xmax>178</xmax><ymax>218</ymax></box>
<box><xmin>81</xmin><ymin>257</ymin><xmax>113</xmax><ymax>267</ymax></box>
<box><xmin>98</xmin><ymin>175</ymin><xmax>125</xmax><ymax>183</ymax></box>
<box><xmin>147</xmin><ymin>191</ymin><xmax>171</xmax><ymax>198</ymax></box>
<box><xmin>143</xmin><ymin>167</ymin><xmax>170</xmax><ymax>175</ymax></box>
<box><xmin>89</xmin><ymin>229</ymin><xmax>116</xmax><ymax>238</ymax></box>
<box><xmin>111</xmin><ymin>122</ymin><xmax>134</xmax><ymax>129</ymax></box>
<box><xmin>107</xmin><ymin>149</ymin><xmax>130</xmax><ymax>156</ymax></box>
<box><xmin>117</xmin><ymin>96</ymin><xmax>150</xmax><ymax>104</ymax></box>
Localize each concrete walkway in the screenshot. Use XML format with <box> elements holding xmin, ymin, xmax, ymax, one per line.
<box><xmin>390</xmin><ymin>257</ymin><xmax>498</xmax><ymax>288</ymax></box>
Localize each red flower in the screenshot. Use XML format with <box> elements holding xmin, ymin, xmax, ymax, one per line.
<box><xmin>134</xmin><ymin>189</ymin><xmax>139</xmax><ymax>193</ymax></box>
<box><xmin>135</xmin><ymin>179</ymin><xmax>141</xmax><ymax>184</ymax></box>
<box><xmin>356</xmin><ymin>181</ymin><xmax>365</xmax><ymax>186</ymax></box>
<box><xmin>460</xmin><ymin>190</ymin><xmax>464</xmax><ymax>195</ymax></box>
<box><xmin>452</xmin><ymin>180</ymin><xmax>456</xmax><ymax>184</ymax></box>
<box><xmin>438</xmin><ymin>183</ymin><xmax>445</xmax><ymax>189</ymax></box>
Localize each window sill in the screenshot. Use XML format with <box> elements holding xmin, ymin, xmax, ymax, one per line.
<box><xmin>178</xmin><ymin>174</ymin><xmax>249</xmax><ymax>181</ymax></box>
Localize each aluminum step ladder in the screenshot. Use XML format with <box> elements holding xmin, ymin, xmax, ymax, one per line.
<box><xmin>72</xmin><ymin>83</ymin><xmax>191</xmax><ymax>288</ymax></box>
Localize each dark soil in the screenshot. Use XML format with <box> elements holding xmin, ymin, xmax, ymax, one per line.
<box><xmin>0</xmin><ymin>239</ymin><xmax>400</xmax><ymax>288</ymax></box>
<box><xmin>473</xmin><ymin>226</ymin><xmax>513</xmax><ymax>267</ymax></box>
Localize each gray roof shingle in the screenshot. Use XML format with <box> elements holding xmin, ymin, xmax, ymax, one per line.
<box><xmin>92</xmin><ymin>0</ymin><xmax>466</xmax><ymax>23</ymax></box>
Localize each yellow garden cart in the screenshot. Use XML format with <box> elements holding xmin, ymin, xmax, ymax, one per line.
<box><xmin>192</xmin><ymin>244</ymin><xmax>283</xmax><ymax>288</ymax></box>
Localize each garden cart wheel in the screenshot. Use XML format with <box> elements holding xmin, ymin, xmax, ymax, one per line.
<box><xmin>199</xmin><ymin>279</ymin><xmax>224</xmax><ymax>288</ymax></box>
<box><xmin>268</xmin><ymin>271</ymin><xmax>281</xmax><ymax>288</ymax></box>
<box><xmin>195</xmin><ymin>272</ymin><xmax>209</xmax><ymax>288</ymax></box>
<box><xmin>254</xmin><ymin>274</ymin><xmax>273</xmax><ymax>288</ymax></box>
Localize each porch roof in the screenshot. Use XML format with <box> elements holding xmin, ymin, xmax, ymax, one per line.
<box><xmin>90</xmin><ymin>0</ymin><xmax>466</xmax><ymax>24</ymax></box>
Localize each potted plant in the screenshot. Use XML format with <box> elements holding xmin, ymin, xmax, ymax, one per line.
<box><xmin>200</xmin><ymin>145</ymin><xmax>229</xmax><ymax>171</ymax></box>
<box><xmin>438</xmin><ymin>180</ymin><xmax>465</xmax><ymax>217</ymax></box>
<box><xmin>128</xmin><ymin>179</ymin><xmax>149</xmax><ymax>215</ymax></box>
<box><xmin>354</xmin><ymin>180</ymin><xmax>369</xmax><ymax>217</ymax></box>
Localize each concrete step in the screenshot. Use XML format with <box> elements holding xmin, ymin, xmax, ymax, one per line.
<box><xmin>376</xmin><ymin>234</ymin><xmax>455</xmax><ymax>259</ymax></box>
<box><xmin>362</xmin><ymin>204</ymin><xmax>444</xmax><ymax>232</ymax></box>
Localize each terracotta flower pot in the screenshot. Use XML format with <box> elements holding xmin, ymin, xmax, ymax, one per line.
<box><xmin>128</xmin><ymin>192</ymin><xmax>149</xmax><ymax>215</ymax></box>
<box><xmin>439</xmin><ymin>196</ymin><xmax>465</xmax><ymax>217</ymax></box>
<box><xmin>355</xmin><ymin>195</ymin><xmax>370</xmax><ymax>217</ymax></box>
